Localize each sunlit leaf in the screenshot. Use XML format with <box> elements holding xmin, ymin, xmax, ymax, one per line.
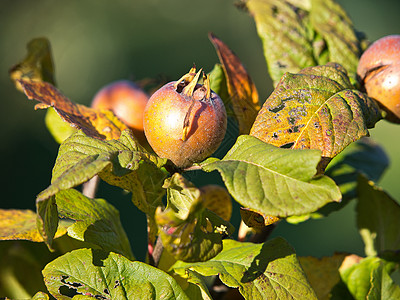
<box><xmin>357</xmin><ymin>176</ymin><xmax>400</xmax><ymax>257</ymax></box>
<box><xmin>250</xmin><ymin>63</ymin><xmax>382</xmax><ymax>160</ymax></box>
<box><xmin>0</xmin><ymin>209</ymin><xmax>68</xmax><ymax>242</ymax></box>
<box><xmin>42</xmin><ymin>248</ymin><xmax>189</xmax><ymax>300</ymax></box>
<box><xmin>18</xmin><ymin>79</ymin><xmax>128</xmax><ymax>140</ymax></box>
<box><xmin>38</xmin><ymin>129</ymin><xmax>168</xmax><ymax>215</ymax></box>
<box><xmin>156</xmin><ymin>173</ymin><xmax>234</xmax><ymax>262</ymax></box>
<box><xmin>209</xmin><ymin>33</ymin><xmax>260</xmax><ymax>134</ymax></box>
<box><xmin>36</xmin><ymin>129</ymin><xmax>168</xmax><ymax>248</ymax></box>
<box><xmin>201</xmin><ymin>135</ymin><xmax>341</xmax><ymax>217</ymax></box>
<box><xmin>367</xmin><ymin>262</ymin><xmax>400</xmax><ymax>300</ymax></box>
<box><xmin>299</xmin><ymin>253</ymin><xmax>348</xmax><ymax>300</ymax></box>
<box><xmin>244</xmin><ymin>0</ymin><xmax>365</xmax><ymax>85</ymax></box>
<box><xmin>173</xmin><ymin>238</ymin><xmax>318</xmax><ymax>299</ymax></box>
<box><xmin>173</xmin><ymin>269</ymin><xmax>213</xmax><ymax>300</ymax></box>
<box><xmin>340</xmin><ymin>256</ymin><xmax>399</xmax><ymax>300</ymax></box>
<box><xmin>55</xmin><ymin>189</ymin><xmax>134</xmax><ymax>260</ymax></box>
<box><xmin>244</xmin><ymin>0</ymin><xmax>315</xmax><ymax>85</ymax></box>
<box><xmin>9</xmin><ymin>37</ymin><xmax>56</xmax><ymax>91</ymax></box>
<box><xmin>309</xmin><ymin>0</ymin><xmax>364</xmax><ymax>83</ymax></box>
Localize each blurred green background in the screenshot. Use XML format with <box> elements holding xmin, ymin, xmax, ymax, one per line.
<box><xmin>1</xmin><ymin>0</ymin><xmax>399</xmax><ymax>261</ymax></box>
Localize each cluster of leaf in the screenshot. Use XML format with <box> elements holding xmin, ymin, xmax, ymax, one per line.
<box><xmin>1</xmin><ymin>0</ymin><xmax>400</xmax><ymax>299</ymax></box>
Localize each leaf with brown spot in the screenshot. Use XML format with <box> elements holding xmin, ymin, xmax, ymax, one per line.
<box><xmin>244</xmin><ymin>0</ymin><xmax>367</xmax><ymax>85</ymax></box>
<box><xmin>0</xmin><ymin>209</ymin><xmax>68</xmax><ymax>242</ymax></box>
<box><xmin>209</xmin><ymin>33</ymin><xmax>260</xmax><ymax>134</ymax></box>
<box><xmin>19</xmin><ymin>79</ymin><xmax>128</xmax><ymax>140</ymax></box>
<box><xmin>250</xmin><ymin>63</ymin><xmax>382</xmax><ymax>160</ymax></box>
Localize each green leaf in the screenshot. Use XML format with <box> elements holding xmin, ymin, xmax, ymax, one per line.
<box><xmin>9</xmin><ymin>37</ymin><xmax>56</xmax><ymax>91</ymax></box>
<box><xmin>309</xmin><ymin>0</ymin><xmax>364</xmax><ymax>83</ymax></box>
<box><xmin>201</xmin><ymin>135</ymin><xmax>341</xmax><ymax>217</ymax></box>
<box><xmin>45</xmin><ymin>107</ymin><xmax>76</xmax><ymax>144</ymax></box>
<box><xmin>42</xmin><ymin>248</ymin><xmax>189</xmax><ymax>300</ymax></box>
<box><xmin>244</xmin><ymin>0</ymin><xmax>365</xmax><ymax>85</ymax></box>
<box><xmin>173</xmin><ymin>269</ymin><xmax>213</xmax><ymax>300</ymax></box>
<box><xmin>244</xmin><ymin>0</ymin><xmax>316</xmax><ymax>85</ymax></box>
<box><xmin>36</xmin><ymin>129</ymin><xmax>168</xmax><ymax>249</ymax></box>
<box><xmin>173</xmin><ymin>238</ymin><xmax>317</xmax><ymax>299</ymax></box>
<box><xmin>250</xmin><ymin>63</ymin><xmax>382</xmax><ymax>160</ymax></box>
<box><xmin>357</xmin><ymin>176</ymin><xmax>400</xmax><ymax>257</ymax></box>
<box><xmin>326</xmin><ymin>137</ymin><xmax>389</xmax><ymax>201</ymax></box>
<box><xmin>340</xmin><ymin>257</ymin><xmax>380</xmax><ymax>300</ymax></box>
<box><xmin>208</xmin><ymin>64</ymin><xmax>231</xmax><ymax>115</ymax></box>
<box><xmin>36</xmin><ymin>195</ymin><xmax>58</xmax><ymax>249</ymax></box>
<box><xmin>38</xmin><ymin>129</ymin><xmax>168</xmax><ymax>216</ymax></box>
<box><xmin>297</xmin><ymin>137</ymin><xmax>390</xmax><ymax>221</ymax></box>
<box><xmin>55</xmin><ymin>189</ymin><xmax>134</xmax><ymax>260</ymax></box>
<box><xmin>156</xmin><ymin>173</ymin><xmax>234</xmax><ymax>262</ymax></box>
<box><xmin>340</xmin><ymin>256</ymin><xmax>399</xmax><ymax>300</ymax></box>
<box><xmin>367</xmin><ymin>263</ymin><xmax>400</xmax><ymax>300</ymax></box>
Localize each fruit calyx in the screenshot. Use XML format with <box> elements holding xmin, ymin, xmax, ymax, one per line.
<box><xmin>174</xmin><ymin>66</ymin><xmax>213</xmax><ymax>141</ymax></box>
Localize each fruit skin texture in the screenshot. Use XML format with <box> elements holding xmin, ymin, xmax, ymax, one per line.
<box><xmin>357</xmin><ymin>35</ymin><xmax>400</xmax><ymax>122</ymax></box>
<box><xmin>143</xmin><ymin>81</ymin><xmax>227</xmax><ymax>168</ymax></box>
<box><xmin>91</xmin><ymin>80</ymin><xmax>149</xmax><ymax>141</ymax></box>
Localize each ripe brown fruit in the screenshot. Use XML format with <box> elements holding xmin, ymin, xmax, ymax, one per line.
<box><xmin>357</xmin><ymin>35</ymin><xmax>400</xmax><ymax>123</ymax></box>
<box><xmin>91</xmin><ymin>80</ymin><xmax>149</xmax><ymax>142</ymax></box>
<box><xmin>143</xmin><ymin>67</ymin><xmax>227</xmax><ymax>168</ymax></box>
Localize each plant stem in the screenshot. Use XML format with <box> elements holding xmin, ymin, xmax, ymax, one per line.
<box><xmin>152</xmin><ymin>237</ymin><xmax>164</xmax><ymax>267</ymax></box>
<box><xmin>82</xmin><ymin>175</ymin><xmax>100</xmax><ymax>198</ymax></box>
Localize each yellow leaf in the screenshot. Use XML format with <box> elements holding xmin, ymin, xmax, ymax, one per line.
<box><xmin>299</xmin><ymin>253</ymin><xmax>350</xmax><ymax>300</ymax></box>
<box><xmin>0</xmin><ymin>209</ymin><xmax>67</xmax><ymax>242</ymax></box>
<box><xmin>200</xmin><ymin>185</ymin><xmax>232</xmax><ymax>222</ymax></box>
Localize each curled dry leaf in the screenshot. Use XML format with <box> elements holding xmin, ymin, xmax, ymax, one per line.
<box><xmin>240</xmin><ymin>207</ymin><xmax>280</xmax><ymax>228</ymax></box>
<box><xmin>209</xmin><ymin>32</ymin><xmax>260</xmax><ymax>134</ymax></box>
<box><xmin>19</xmin><ymin>79</ymin><xmax>128</xmax><ymax>140</ymax></box>
<box><xmin>9</xmin><ymin>37</ymin><xmax>56</xmax><ymax>91</ymax></box>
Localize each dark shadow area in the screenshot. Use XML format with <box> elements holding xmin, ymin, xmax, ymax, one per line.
<box><xmin>241</xmin><ymin>237</ymin><xmax>295</xmax><ymax>284</ymax></box>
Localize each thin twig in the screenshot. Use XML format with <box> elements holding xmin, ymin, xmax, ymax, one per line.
<box><xmin>151</xmin><ymin>236</ymin><xmax>164</xmax><ymax>267</ymax></box>
<box><xmin>82</xmin><ymin>175</ymin><xmax>100</xmax><ymax>198</ymax></box>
